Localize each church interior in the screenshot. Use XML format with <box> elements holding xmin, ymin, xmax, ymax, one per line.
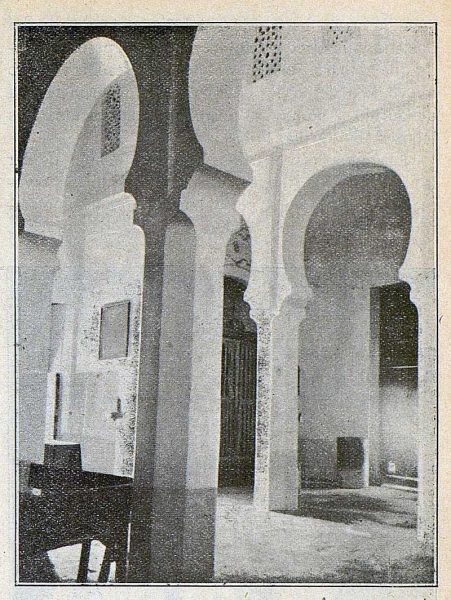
<box><xmin>17</xmin><ymin>24</ymin><xmax>436</xmax><ymax>583</ymax></box>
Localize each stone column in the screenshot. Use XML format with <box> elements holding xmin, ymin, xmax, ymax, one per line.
<box><xmin>408</xmin><ymin>270</ymin><xmax>437</xmax><ymax>555</ymax></box>
<box><xmin>238</xmin><ymin>155</ymin><xmax>306</xmax><ymax>511</ymax></box>
<box><xmin>128</xmin><ymin>167</ymin><xmax>246</xmax><ymax>582</ymax></box>
<box><xmin>252</xmin><ymin>298</ymin><xmax>305</xmax><ymax>511</ymax></box>
<box><xmin>251</xmin><ymin>309</ymin><xmax>273</xmax><ymax>509</ymax></box>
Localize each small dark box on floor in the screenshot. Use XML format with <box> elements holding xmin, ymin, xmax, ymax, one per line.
<box><xmin>337</xmin><ymin>437</ymin><xmax>365</xmax><ymax>470</ymax></box>
<box><xmin>337</xmin><ymin>437</ymin><xmax>366</xmax><ymax>488</ymax></box>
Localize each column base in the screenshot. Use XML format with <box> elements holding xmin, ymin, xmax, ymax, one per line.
<box><xmin>127</xmin><ymin>486</ymin><xmax>217</xmax><ymax>583</ymax></box>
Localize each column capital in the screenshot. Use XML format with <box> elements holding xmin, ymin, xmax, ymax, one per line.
<box><xmin>18</xmin><ymin>231</ymin><xmax>62</xmax><ymax>272</ymax></box>
<box><xmin>248</xmin><ymin>291</ymin><xmax>312</xmax><ymax>330</ymax></box>
<box><xmin>247</xmin><ymin>307</ymin><xmax>274</xmax><ymax>332</ymax></box>
<box><xmin>180</xmin><ymin>166</ymin><xmax>249</xmax><ymax>247</ymax></box>
<box><xmin>399</xmin><ymin>265</ymin><xmax>436</xmax><ymax>312</ymax></box>
<box><xmin>278</xmin><ymin>291</ymin><xmax>313</xmax><ymax>322</ymax></box>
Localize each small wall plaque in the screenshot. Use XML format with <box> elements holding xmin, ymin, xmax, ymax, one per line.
<box><xmin>99</xmin><ymin>300</ymin><xmax>131</xmax><ymax>360</ymax></box>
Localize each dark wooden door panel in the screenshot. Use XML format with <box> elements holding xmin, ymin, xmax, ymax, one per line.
<box><xmin>219</xmin><ymin>336</ymin><xmax>257</xmax><ymax>486</ymax></box>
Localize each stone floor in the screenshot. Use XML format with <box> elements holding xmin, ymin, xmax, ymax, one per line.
<box><xmin>32</xmin><ymin>485</ymin><xmax>434</xmax><ymax>584</ymax></box>
<box><xmin>213</xmin><ymin>486</ymin><xmax>433</xmax><ymax>583</ymax></box>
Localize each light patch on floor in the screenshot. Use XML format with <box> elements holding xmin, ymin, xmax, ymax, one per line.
<box><xmin>44</xmin><ymin>486</ymin><xmax>432</xmax><ymax>583</ymax></box>
<box><xmin>213</xmin><ymin>486</ymin><xmax>432</xmax><ymax>583</ymax></box>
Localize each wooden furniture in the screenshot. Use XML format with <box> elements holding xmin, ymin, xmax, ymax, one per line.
<box><xmin>19</xmin><ymin>463</ymin><xmax>133</xmax><ymax>583</ymax></box>
<box><xmin>44</xmin><ymin>442</ymin><xmax>82</xmax><ymax>469</ymax></box>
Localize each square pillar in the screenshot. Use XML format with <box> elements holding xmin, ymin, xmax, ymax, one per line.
<box><xmin>252</xmin><ymin>300</ymin><xmax>304</xmax><ymax>511</ymax></box>
<box><xmin>18</xmin><ymin>232</ymin><xmax>61</xmax><ymax>463</ymax></box>
<box><xmin>128</xmin><ymin>167</ymin><xmax>246</xmax><ymax>582</ymax></box>
<box><xmin>410</xmin><ymin>270</ymin><xmax>437</xmax><ymax>556</ymax></box>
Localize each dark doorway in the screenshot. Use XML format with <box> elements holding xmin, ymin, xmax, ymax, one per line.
<box><xmin>376</xmin><ymin>282</ymin><xmax>419</xmax><ymax>487</ymax></box>
<box><xmin>219</xmin><ymin>277</ymin><xmax>257</xmax><ymax>487</ymax></box>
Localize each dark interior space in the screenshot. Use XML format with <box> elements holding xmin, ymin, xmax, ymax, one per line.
<box><xmin>377</xmin><ymin>282</ymin><xmax>419</xmax><ymax>483</ymax></box>
<box><xmin>219</xmin><ymin>277</ymin><xmax>257</xmax><ymax>488</ymax></box>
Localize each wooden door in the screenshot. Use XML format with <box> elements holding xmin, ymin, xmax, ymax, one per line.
<box><xmin>219</xmin><ymin>335</ymin><xmax>257</xmax><ymax>486</ymax></box>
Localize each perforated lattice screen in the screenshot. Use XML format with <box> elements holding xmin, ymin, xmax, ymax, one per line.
<box><xmin>101</xmin><ymin>83</ymin><xmax>121</xmax><ymax>156</ymax></box>
<box><xmin>253</xmin><ymin>26</ymin><xmax>282</xmax><ymax>82</ymax></box>
<box><xmin>324</xmin><ymin>26</ymin><xmax>355</xmax><ymax>47</ymax></box>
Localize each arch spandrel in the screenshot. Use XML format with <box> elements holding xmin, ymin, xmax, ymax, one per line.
<box><xmin>189</xmin><ymin>25</ymin><xmax>433</xmax><ymax>180</ymax></box>
<box><xmin>189</xmin><ymin>26</ymin><xmax>253</xmax><ymax>182</ymax></box>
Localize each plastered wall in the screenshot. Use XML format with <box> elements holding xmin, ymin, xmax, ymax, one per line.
<box><xmin>189</xmin><ymin>25</ymin><xmax>434</xmax><ymax>178</ymax></box>
<box><xmin>19</xmin><ymin>48</ymin><xmax>143</xmax><ymax>475</ymax></box>
<box><xmin>68</xmin><ymin>194</ymin><xmax>144</xmax><ymax>475</ymax></box>
<box><xmin>18</xmin><ymin>234</ymin><xmax>60</xmax><ymax>463</ymax></box>
<box><xmin>299</xmin><ymin>287</ymin><xmax>371</xmax><ymax>484</ymax></box>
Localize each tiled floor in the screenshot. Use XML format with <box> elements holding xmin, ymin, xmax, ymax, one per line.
<box><xmin>30</xmin><ymin>485</ymin><xmax>433</xmax><ymax>584</ymax></box>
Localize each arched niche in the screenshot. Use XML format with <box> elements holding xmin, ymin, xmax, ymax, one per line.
<box><xmin>20</xmin><ymin>36</ymin><xmax>139</xmax><ymax>239</ymax></box>
<box><xmin>304</xmin><ymin>169</ymin><xmax>411</xmax><ymax>290</ymax></box>
<box><xmin>282</xmin><ymin>162</ymin><xmax>403</xmax><ymax>301</ymax></box>
<box><xmin>277</xmin><ymin>112</ymin><xmax>435</xmax><ymax>548</ymax></box>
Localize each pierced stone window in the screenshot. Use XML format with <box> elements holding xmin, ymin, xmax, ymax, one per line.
<box><xmin>324</xmin><ymin>25</ymin><xmax>356</xmax><ymax>47</ymax></box>
<box><xmin>405</xmin><ymin>25</ymin><xmax>435</xmax><ymax>39</ymax></box>
<box><xmin>101</xmin><ymin>83</ymin><xmax>121</xmax><ymax>156</ymax></box>
<box><xmin>253</xmin><ymin>25</ymin><xmax>282</xmax><ymax>83</ymax></box>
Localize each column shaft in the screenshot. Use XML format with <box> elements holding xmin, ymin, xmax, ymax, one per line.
<box><xmin>253</xmin><ymin>303</ymin><xmax>302</xmax><ymax>511</ymax></box>
<box><xmin>128</xmin><ymin>167</ymin><xmax>244</xmax><ymax>582</ymax></box>
<box><xmin>415</xmin><ymin>279</ymin><xmax>437</xmax><ymax>555</ymax></box>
